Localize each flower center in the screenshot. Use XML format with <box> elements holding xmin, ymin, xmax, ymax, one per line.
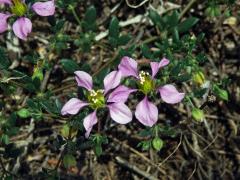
<box><xmin>87</xmin><ymin>89</ymin><xmax>105</xmax><ymax>109</ymax></box>
<box><xmin>138</xmin><ymin>71</ymin><xmax>155</xmax><ymax>94</ymax></box>
<box><xmin>11</xmin><ymin>0</ymin><xmax>27</xmax><ymax>17</ymax></box>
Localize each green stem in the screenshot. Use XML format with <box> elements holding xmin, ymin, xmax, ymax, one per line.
<box><xmin>69</xmin><ymin>5</ymin><xmax>82</xmax><ymax>25</ymax></box>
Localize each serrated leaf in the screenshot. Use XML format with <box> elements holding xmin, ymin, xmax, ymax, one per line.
<box><xmin>178</xmin><ymin>17</ymin><xmax>199</xmax><ymax>33</ymax></box>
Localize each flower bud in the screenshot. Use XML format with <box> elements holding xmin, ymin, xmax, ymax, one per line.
<box><xmin>192</xmin><ymin>108</ymin><xmax>204</xmax><ymax>122</ymax></box>
<box><xmin>152</xmin><ymin>137</ymin><xmax>163</xmax><ymax>151</ymax></box>
<box><xmin>192</xmin><ymin>71</ymin><xmax>205</xmax><ymax>85</ymax></box>
<box><xmin>11</xmin><ymin>0</ymin><xmax>27</xmax><ymax>16</ymax></box>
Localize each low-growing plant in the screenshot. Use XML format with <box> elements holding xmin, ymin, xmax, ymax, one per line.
<box><xmin>0</xmin><ymin>0</ymin><xmax>232</xmax><ymax>178</ymax></box>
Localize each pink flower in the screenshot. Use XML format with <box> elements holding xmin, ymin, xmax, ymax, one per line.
<box><xmin>61</xmin><ymin>71</ymin><xmax>132</xmax><ymax>138</ymax></box>
<box><xmin>115</xmin><ymin>56</ymin><xmax>185</xmax><ymax>127</ymax></box>
<box><xmin>0</xmin><ymin>0</ymin><xmax>55</xmax><ymax>40</ymax></box>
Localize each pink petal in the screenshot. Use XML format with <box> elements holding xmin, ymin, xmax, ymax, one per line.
<box><xmin>12</xmin><ymin>17</ymin><xmax>32</xmax><ymax>40</ymax></box>
<box><xmin>135</xmin><ymin>96</ymin><xmax>158</xmax><ymax>127</ymax></box>
<box><xmin>104</xmin><ymin>70</ymin><xmax>122</xmax><ymax>94</ymax></box>
<box><xmin>0</xmin><ymin>0</ymin><xmax>12</xmax><ymax>5</ymax></box>
<box><xmin>150</xmin><ymin>62</ymin><xmax>160</xmax><ymax>78</ymax></box>
<box><xmin>150</xmin><ymin>58</ymin><xmax>170</xmax><ymax>78</ymax></box>
<box><xmin>0</xmin><ymin>13</ymin><xmax>11</xmax><ymax>33</ymax></box>
<box><xmin>83</xmin><ymin>110</ymin><xmax>98</xmax><ymax>138</ymax></box>
<box><xmin>61</xmin><ymin>98</ymin><xmax>88</xmax><ymax>115</ymax></box>
<box><xmin>107</xmin><ymin>85</ymin><xmax>137</xmax><ymax>103</ymax></box>
<box><xmin>32</xmin><ymin>0</ymin><xmax>55</xmax><ymax>16</ymax></box>
<box><xmin>159</xmin><ymin>84</ymin><xmax>185</xmax><ymax>104</ymax></box>
<box><xmin>108</xmin><ymin>102</ymin><xmax>132</xmax><ymax>124</ymax></box>
<box><xmin>118</xmin><ymin>56</ymin><xmax>139</xmax><ymax>78</ymax></box>
<box><xmin>74</xmin><ymin>71</ymin><xmax>93</xmax><ymax>90</ymax></box>
<box><xmin>159</xmin><ymin>57</ymin><xmax>170</xmax><ymax>68</ymax></box>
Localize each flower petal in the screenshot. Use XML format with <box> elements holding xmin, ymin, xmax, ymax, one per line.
<box><xmin>74</xmin><ymin>71</ymin><xmax>93</xmax><ymax>90</ymax></box>
<box><xmin>0</xmin><ymin>0</ymin><xmax>12</xmax><ymax>5</ymax></box>
<box><xmin>118</xmin><ymin>56</ymin><xmax>139</xmax><ymax>78</ymax></box>
<box><xmin>108</xmin><ymin>102</ymin><xmax>132</xmax><ymax>124</ymax></box>
<box><xmin>107</xmin><ymin>85</ymin><xmax>137</xmax><ymax>103</ymax></box>
<box><xmin>158</xmin><ymin>57</ymin><xmax>170</xmax><ymax>68</ymax></box>
<box><xmin>150</xmin><ymin>62</ymin><xmax>160</xmax><ymax>78</ymax></box>
<box><xmin>135</xmin><ymin>96</ymin><xmax>158</xmax><ymax>127</ymax></box>
<box><xmin>83</xmin><ymin>110</ymin><xmax>98</xmax><ymax>138</ymax></box>
<box><xmin>12</xmin><ymin>17</ymin><xmax>32</xmax><ymax>40</ymax></box>
<box><xmin>159</xmin><ymin>84</ymin><xmax>185</xmax><ymax>104</ymax></box>
<box><xmin>150</xmin><ymin>58</ymin><xmax>170</xmax><ymax>77</ymax></box>
<box><xmin>61</xmin><ymin>98</ymin><xmax>88</xmax><ymax>115</ymax></box>
<box><xmin>0</xmin><ymin>13</ymin><xmax>11</xmax><ymax>33</ymax></box>
<box><xmin>104</xmin><ymin>70</ymin><xmax>122</xmax><ymax>94</ymax></box>
<box><xmin>32</xmin><ymin>0</ymin><xmax>55</xmax><ymax>16</ymax></box>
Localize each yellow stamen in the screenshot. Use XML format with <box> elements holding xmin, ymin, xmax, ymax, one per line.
<box><xmin>88</xmin><ymin>89</ymin><xmax>105</xmax><ymax>109</ymax></box>
<box><xmin>11</xmin><ymin>0</ymin><xmax>27</xmax><ymax>16</ymax></box>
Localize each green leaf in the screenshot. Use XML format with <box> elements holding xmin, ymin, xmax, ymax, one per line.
<box><xmin>148</xmin><ymin>9</ymin><xmax>164</xmax><ymax>29</ymax></box>
<box><xmin>205</xmin><ymin>6</ymin><xmax>221</xmax><ymax>17</ymax></box>
<box><xmin>174</xmin><ymin>74</ymin><xmax>192</xmax><ymax>82</ymax></box>
<box><xmin>84</xmin><ymin>6</ymin><xmax>97</xmax><ymax>23</ymax></box>
<box><xmin>167</xmin><ymin>10</ymin><xmax>179</xmax><ymax>27</ymax></box>
<box><xmin>52</xmin><ymin>19</ymin><xmax>65</xmax><ymax>32</ymax></box>
<box><xmin>158</xmin><ymin>126</ymin><xmax>177</xmax><ymax>138</ymax></box>
<box><xmin>1</xmin><ymin>134</ymin><xmax>9</xmax><ymax>145</ymax></box>
<box><xmin>55</xmin><ymin>98</ymin><xmax>62</xmax><ymax>113</ymax></box>
<box><xmin>178</xmin><ymin>17</ymin><xmax>199</xmax><ymax>33</ymax></box>
<box><xmin>61</xmin><ymin>124</ymin><xmax>70</xmax><ymax>138</ymax></box>
<box><xmin>60</xmin><ymin>59</ymin><xmax>80</xmax><ymax>74</ymax></box>
<box><xmin>137</xmin><ymin>140</ymin><xmax>151</xmax><ymax>151</ymax></box>
<box><xmin>63</xmin><ymin>154</ymin><xmax>77</xmax><ymax>168</ymax></box>
<box><xmin>0</xmin><ymin>47</ymin><xmax>10</xmax><ymax>70</ymax></box>
<box><xmin>94</xmin><ymin>145</ymin><xmax>103</xmax><ymax>156</ymax></box>
<box><xmin>172</xmin><ymin>27</ymin><xmax>179</xmax><ymax>42</ymax></box>
<box><xmin>192</xmin><ymin>108</ymin><xmax>204</xmax><ymax>122</ymax></box>
<box><xmin>83</xmin><ymin>6</ymin><xmax>97</xmax><ymax>31</ymax></box>
<box><xmin>141</xmin><ymin>44</ymin><xmax>152</xmax><ymax>59</ymax></box>
<box><xmin>32</xmin><ymin>68</ymin><xmax>44</xmax><ymax>81</ymax></box>
<box><xmin>138</xmin><ymin>128</ymin><xmax>152</xmax><ymax>137</ymax></box>
<box><xmin>94</xmin><ymin>67</ymin><xmax>110</xmax><ymax>85</ymax></box>
<box><xmin>118</xmin><ymin>34</ymin><xmax>131</xmax><ymax>46</ymax></box>
<box><xmin>40</xmin><ymin>100</ymin><xmax>59</xmax><ymax>114</ymax></box>
<box><xmin>212</xmin><ymin>84</ymin><xmax>229</xmax><ymax>101</ymax></box>
<box><xmin>152</xmin><ymin>137</ymin><xmax>163</xmax><ymax>151</ymax></box>
<box><xmin>108</xmin><ymin>37</ymin><xmax>118</xmax><ymax>47</ymax></box>
<box><xmin>109</xmin><ymin>16</ymin><xmax>119</xmax><ymax>39</ymax></box>
<box><xmin>17</xmin><ymin>108</ymin><xmax>31</xmax><ymax>118</ymax></box>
